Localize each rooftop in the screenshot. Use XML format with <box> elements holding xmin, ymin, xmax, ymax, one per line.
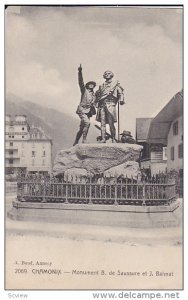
<box><xmin>147</xmin><ymin>90</ymin><xmax>183</xmax><ymax>145</ymax></box>
<box><xmin>29</xmin><ymin>125</ymin><xmax>51</xmax><ymax>141</ymax></box>
<box><xmin>136</xmin><ymin>118</ymin><xmax>153</xmax><ymax>142</ymax></box>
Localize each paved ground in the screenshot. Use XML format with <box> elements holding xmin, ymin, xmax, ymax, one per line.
<box><xmin>5</xmin><ymin>193</ymin><xmax>183</xmax><ymax>290</ymax></box>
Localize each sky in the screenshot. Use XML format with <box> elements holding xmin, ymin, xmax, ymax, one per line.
<box><xmin>5</xmin><ymin>5</ymin><xmax>183</xmax><ymax>136</ymax></box>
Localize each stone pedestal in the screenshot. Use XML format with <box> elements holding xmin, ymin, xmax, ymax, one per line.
<box><xmin>8</xmin><ymin>199</ymin><xmax>181</xmax><ymax>228</ymax></box>
<box><xmin>7</xmin><ymin>143</ymin><xmax>181</xmax><ymax>228</ymax></box>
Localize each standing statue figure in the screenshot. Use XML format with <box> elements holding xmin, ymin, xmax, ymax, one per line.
<box><xmin>73</xmin><ymin>65</ymin><xmax>96</xmax><ymax>146</ymax></box>
<box><xmin>95</xmin><ymin>70</ymin><xmax>125</xmax><ymax>143</ymax></box>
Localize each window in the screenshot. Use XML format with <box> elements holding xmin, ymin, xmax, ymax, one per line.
<box><xmin>32</xmin><ymin>151</ymin><xmax>36</xmax><ymax>157</ymax></box>
<box><xmin>22</xmin><ymin>136</ymin><xmax>24</xmax><ymax>138</ymax></box>
<box><xmin>22</xmin><ymin>127</ymin><xmax>25</xmax><ymax>131</ymax></box>
<box><xmin>173</xmin><ymin>121</ymin><xmax>178</xmax><ymax>135</ymax></box>
<box><xmin>32</xmin><ymin>142</ymin><xmax>35</xmax><ymax>148</ymax></box>
<box><xmin>163</xmin><ymin>147</ymin><xmax>167</xmax><ymax>160</ymax></box>
<box><xmin>10</xmin><ymin>142</ymin><xmax>13</xmax><ymax>146</ymax></box>
<box><xmin>179</xmin><ymin>169</ymin><xmax>183</xmax><ymax>177</ymax></box>
<box><xmin>12</xmin><ymin>136</ymin><xmax>14</xmax><ymax>138</ymax></box>
<box><xmin>9</xmin><ymin>150</ymin><xmax>13</xmax><ymax>155</ymax></box>
<box><xmin>9</xmin><ymin>159</ymin><xmax>13</xmax><ymax>164</ymax></box>
<box><xmin>178</xmin><ymin>143</ymin><xmax>183</xmax><ymax>158</ymax></box>
<box><xmin>42</xmin><ymin>150</ymin><xmax>46</xmax><ymax>157</ymax></box>
<box><xmin>171</xmin><ymin>146</ymin><xmax>175</xmax><ymax>161</ymax></box>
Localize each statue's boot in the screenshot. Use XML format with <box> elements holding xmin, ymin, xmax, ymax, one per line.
<box><xmin>99</xmin><ymin>139</ymin><xmax>106</xmax><ymax>143</ymax></box>
<box><xmin>73</xmin><ymin>130</ymin><xmax>82</xmax><ymax>146</ymax></box>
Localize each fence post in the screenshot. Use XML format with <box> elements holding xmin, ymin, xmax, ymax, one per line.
<box><xmin>65</xmin><ymin>174</ymin><xmax>68</xmax><ymax>204</ymax></box>
<box><xmin>114</xmin><ymin>176</ymin><xmax>118</xmax><ymax>205</ymax></box>
<box><xmin>104</xmin><ymin>175</ymin><xmax>107</xmax><ymax>200</ymax></box>
<box><xmin>136</xmin><ymin>175</ymin><xmax>139</xmax><ymax>201</ymax></box>
<box><xmin>89</xmin><ymin>175</ymin><xmax>92</xmax><ymax>204</ymax></box>
<box><xmin>125</xmin><ymin>176</ymin><xmax>128</xmax><ymax>199</ymax></box>
<box><xmin>131</xmin><ymin>176</ymin><xmax>133</xmax><ymax>200</ymax></box>
<box><xmin>142</xmin><ymin>183</ymin><xmax>146</xmax><ymax>205</ymax></box>
<box><xmin>75</xmin><ymin>176</ymin><xmax>78</xmax><ymax>199</ymax></box>
<box><xmin>41</xmin><ymin>177</ymin><xmax>46</xmax><ymax>203</ymax></box>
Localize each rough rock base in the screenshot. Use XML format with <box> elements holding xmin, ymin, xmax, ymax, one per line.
<box><xmin>53</xmin><ymin>143</ymin><xmax>142</xmax><ymax>180</ymax></box>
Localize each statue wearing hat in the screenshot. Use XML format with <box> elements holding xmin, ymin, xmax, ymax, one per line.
<box><xmin>73</xmin><ymin>65</ymin><xmax>96</xmax><ymax>146</ymax></box>
<box><xmin>95</xmin><ymin>70</ymin><xmax>125</xmax><ymax>143</ymax></box>
<box><xmin>120</xmin><ymin>130</ymin><xmax>136</xmax><ymax>144</ymax></box>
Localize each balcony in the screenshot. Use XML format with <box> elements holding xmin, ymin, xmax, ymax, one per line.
<box><xmin>5</xmin><ymin>149</ymin><xmax>19</xmax><ymax>158</ymax></box>
<box><xmin>5</xmin><ymin>160</ymin><xmax>20</xmax><ymax>167</ymax></box>
<box><xmin>5</xmin><ymin>145</ymin><xmax>18</xmax><ymax>150</ymax></box>
<box><xmin>6</xmin><ymin>132</ymin><xmax>29</xmax><ymax>136</ymax></box>
<box><xmin>5</xmin><ymin>153</ymin><xmax>20</xmax><ymax>159</ymax></box>
<box><xmin>5</xmin><ymin>121</ymin><xmax>28</xmax><ymax>125</ymax></box>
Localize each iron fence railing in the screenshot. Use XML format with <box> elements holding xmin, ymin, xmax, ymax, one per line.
<box><xmin>16</xmin><ymin>173</ymin><xmax>176</xmax><ymax>206</ymax></box>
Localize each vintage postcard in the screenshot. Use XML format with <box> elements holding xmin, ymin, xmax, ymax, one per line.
<box><xmin>5</xmin><ymin>5</ymin><xmax>183</xmax><ymax>291</ymax></box>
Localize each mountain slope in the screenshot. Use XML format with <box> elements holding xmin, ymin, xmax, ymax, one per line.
<box><xmin>6</xmin><ymin>95</ymin><xmax>98</xmax><ymax>161</ymax></box>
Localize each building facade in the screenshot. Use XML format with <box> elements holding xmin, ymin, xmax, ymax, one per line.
<box><xmin>148</xmin><ymin>90</ymin><xmax>183</xmax><ymax>174</ymax></box>
<box><xmin>136</xmin><ymin>118</ymin><xmax>167</xmax><ymax>175</ymax></box>
<box><xmin>136</xmin><ymin>90</ymin><xmax>183</xmax><ymax>176</ymax></box>
<box><xmin>167</xmin><ymin>115</ymin><xmax>183</xmax><ymax>172</ymax></box>
<box><xmin>5</xmin><ymin>115</ymin><xmax>52</xmax><ymax>177</ymax></box>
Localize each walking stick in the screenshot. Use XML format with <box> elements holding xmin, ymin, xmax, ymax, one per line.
<box><xmin>117</xmin><ymin>101</ymin><xmax>120</xmax><ymax>142</ymax></box>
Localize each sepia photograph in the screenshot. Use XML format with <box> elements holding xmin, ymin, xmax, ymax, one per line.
<box><xmin>4</xmin><ymin>4</ymin><xmax>183</xmax><ymax>291</ymax></box>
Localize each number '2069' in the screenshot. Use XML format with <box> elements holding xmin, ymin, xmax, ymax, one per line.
<box><xmin>15</xmin><ymin>269</ymin><xmax>27</xmax><ymax>274</ymax></box>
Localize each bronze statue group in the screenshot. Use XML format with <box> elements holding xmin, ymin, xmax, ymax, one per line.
<box><xmin>73</xmin><ymin>65</ymin><xmax>135</xmax><ymax>146</ymax></box>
